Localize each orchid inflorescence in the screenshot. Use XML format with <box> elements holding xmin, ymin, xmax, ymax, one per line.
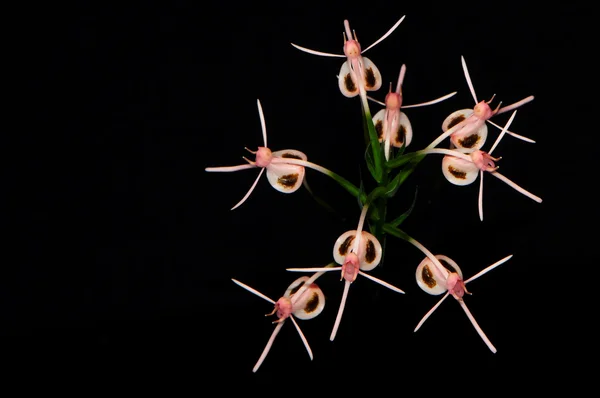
<box><xmin>206</xmin><ymin>15</ymin><xmax>542</xmax><ymax>372</ymax></box>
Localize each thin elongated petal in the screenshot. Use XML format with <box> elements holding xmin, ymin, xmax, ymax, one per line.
<box><xmin>414</xmin><ymin>292</ymin><xmax>449</xmax><ymax>332</ymax></box>
<box><xmin>461</xmin><ymin>55</ymin><xmax>479</xmax><ymax>104</ymax></box>
<box><xmin>205</xmin><ymin>164</ymin><xmax>256</xmax><ymax>173</ymax></box>
<box><xmin>330</xmin><ymin>280</ymin><xmax>351</xmax><ymax>341</ymax></box>
<box><xmin>402</xmin><ymin>91</ymin><xmax>457</xmax><ymax>109</ymax></box>
<box><xmin>358</xmin><ymin>270</ymin><xmax>404</xmax><ymax>293</ymax></box>
<box><xmin>231</xmin><ymin>168</ymin><xmax>266</xmax><ymax>210</ymax></box>
<box><xmin>367</xmin><ymin>95</ymin><xmax>386</xmax><ymax>107</ymax></box>
<box><xmin>256</xmin><ymin>99</ymin><xmax>268</xmax><ymax>147</ymax></box>
<box><xmin>486</xmin><ymin>119</ymin><xmax>535</xmax><ymax>143</ymax></box>
<box><xmin>490</xmin><ymin>171</ymin><xmax>542</xmax><ymax>203</ymax></box>
<box><xmin>253</xmin><ymin>321</ymin><xmax>285</xmax><ymax>372</ymax></box>
<box><xmin>478</xmin><ymin>170</ymin><xmax>484</xmax><ymax>221</ymax></box>
<box><xmin>496</xmin><ymin>95</ymin><xmax>534</xmax><ymax>115</ymax></box>
<box><xmin>488</xmin><ymin>110</ymin><xmax>517</xmax><ymax>155</ymax></box>
<box><xmin>289</xmin><ymin>316</ymin><xmax>313</xmax><ymax>360</ymax></box>
<box><xmin>290</xmin><ymin>43</ymin><xmax>345</xmax><ymax>58</ymax></box>
<box><xmin>361</xmin><ymin>15</ymin><xmax>406</xmax><ymax>53</ymax></box>
<box><xmin>232</xmin><ymin>278</ymin><xmax>275</xmax><ymax>304</ymax></box>
<box><xmin>442</xmin><ymin>155</ymin><xmax>479</xmax><ymax>186</ymax></box>
<box><xmin>465</xmin><ymin>254</ymin><xmax>513</xmax><ymax>284</ymax></box>
<box><xmin>457</xmin><ymin>299</ymin><xmax>497</xmax><ymax>353</ymax></box>
<box><xmin>286</xmin><ymin>266</ymin><xmax>343</xmax><ymax>273</ymax></box>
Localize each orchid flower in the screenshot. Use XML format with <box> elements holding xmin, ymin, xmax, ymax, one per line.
<box><xmin>292</xmin><ymin>17</ymin><xmax>405</xmax><ymax>104</ymax></box>
<box><xmin>367</xmin><ymin>64</ymin><xmax>457</xmax><ymax>161</ymax></box>
<box><xmin>414</xmin><ymin>253</ymin><xmax>513</xmax><ymax>353</ymax></box>
<box><xmin>232</xmin><ymin>273</ymin><xmax>326</xmax><ymax>372</ymax></box>
<box><xmin>286</xmin><ymin>203</ymin><xmax>404</xmax><ymax>341</ymax></box>
<box><xmin>416</xmin><ymin>110</ymin><xmax>542</xmax><ymax>221</ymax></box>
<box><xmin>206</xmin><ymin>99</ymin><xmax>349</xmax><ymax>210</ymax></box>
<box><xmin>427</xmin><ymin>55</ymin><xmax>535</xmax><ymax>152</ymax></box>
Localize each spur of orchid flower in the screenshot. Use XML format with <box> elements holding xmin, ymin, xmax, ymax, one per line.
<box><xmin>205</xmin><ymin>99</ymin><xmax>334</xmax><ymax>210</ymax></box>
<box><xmin>232</xmin><ymin>274</ymin><xmax>326</xmax><ymax>372</ymax></box>
<box><xmin>428</xmin><ymin>55</ymin><xmax>535</xmax><ymax>153</ymax></box>
<box><xmin>286</xmin><ymin>203</ymin><xmax>405</xmax><ymax>341</ymax></box>
<box><xmin>414</xmin><ymin>253</ymin><xmax>513</xmax><ymax>353</ymax></box>
<box><xmin>292</xmin><ymin>16</ymin><xmax>405</xmax><ymax>101</ymax></box>
<box><xmin>417</xmin><ymin>110</ymin><xmax>542</xmax><ymax>221</ymax></box>
<box><xmin>367</xmin><ymin>64</ymin><xmax>457</xmax><ymax>161</ymax></box>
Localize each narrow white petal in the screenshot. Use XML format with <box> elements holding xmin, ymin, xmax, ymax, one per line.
<box><xmin>231</xmin><ymin>168</ymin><xmax>266</xmax><ymax>210</ymax></box>
<box><xmin>414</xmin><ymin>292</ymin><xmax>449</xmax><ymax>332</ymax></box>
<box><xmin>487</xmin><ymin>119</ymin><xmax>535</xmax><ymax>143</ymax></box>
<box><xmin>358</xmin><ymin>270</ymin><xmax>404</xmax><ymax>294</ymax></box>
<box><xmin>289</xmin><ymin>315</ymin><xmax>313</xmax><ymax>360</ymax></box>
<box><xmin>489</xmin><ymin>110</ymin><xmax>517</xmax><ymax>155</ymax></box>
<box><xmin>490</xmin><ymin>171</ymin><xmax>543</xmax><ymax>203</ymax></box>
<box><xmin>465</xmin><ymin>254</ymin><xmax>513</xmax><ymax>284</ymax></box>
<box><xmin>402</xmin><ymin>92</ymin><xmax>457</xmax><ymax>109</ymax></box>
<box><xmin>362</xmin><ymin>15</ymin><xmax>406</xmax><ymax>53</ymax></box>
<box><xmin>286</xmin><ymin>267</ymin><xmax>342</xmax><ymax>272</ymax></box>
<box><xmin>256</xmin><ymin>99</ymin><xmax>267</xmax><ymax>147</ymax></box>
<box><xmin>205</xmin><ymin>164</ymin><xmax>256</xmax><ymax>172</ymax></box>
<box><xmin>330</xmin><ymin>280</ymin><xmax>351</xmax><ymax>341</ymax></box>
<box><xmin>232</xmin><ymin>279</ymin><xmax>275</xmax><ymax>304</ymax></box>
<box><xmin>253</xmin><ymin>321</ymin><xmax>285</xmax><ymax>372</ymax></box>
<box><xmin>461</xmin><ymin>55</ymin><xmax>478</xmax><ymax>104</ymax></box>
<box><xmin>478</xmin><ymin>170</ymin><xmax>484</xmax><ymax>221</ymax></box>
<box><xmin>496</xmin><ymin>95</ymin><xmax>534</xmax><ymax>115</ymax></box>
<box><xmin>457</xmin><ymin>299</ymin><xmax>497</xmax><ymax>353</ymax></box>
<box><xmin>291</xmin><ymin>43</ymin><xmax>345</xmax><ymax>57</ymax></box>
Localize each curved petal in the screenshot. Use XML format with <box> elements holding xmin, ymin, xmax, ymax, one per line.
<box><xmin>231</xmin><ymin>168</ymin><xmax>265</xmax><ymax>210</ymax></box>
<box><xmin>442</xmin><ymin>155</ymin><xmax>479</xmax><ymax>186</ymax></box>
<box><xmin>415</xmin><ymin>254</ymin><xmax>462</xmax><ymax>295</ymax></box>
<box><xmin>265</xmin><ymin>163</ymin><xmax>305</xmax><ymax>193</ymax></box>
<box><xmin>338</xmin><ymin>61</ymin><xmax>359</xmax><ymax>98</ymax></box>
<box><xmin>333</xmin><ymin>230</ymin><xmax>356</xmax><ymax>266</ymax></box>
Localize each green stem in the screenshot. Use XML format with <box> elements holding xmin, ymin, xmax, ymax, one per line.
<box><xmin>360</xmin><ymin>92</ymin><xmax>383</xmax><ymax>183</ymax></box>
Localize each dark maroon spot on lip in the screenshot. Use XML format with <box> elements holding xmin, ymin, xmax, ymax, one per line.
<box><xmin>422</xmin><ymin>265</ymin><xmax>436</xmax><ymax>288</ymax></box>
<box><xmin>395</xmin><ymin>125</ymin><xmax>406</xmax><ymax>145</ymax></box>
<box><xmin>448</xmin><ymin>165</ymin><xmax>467</xmax><ymax>179</ymax></box>
<box><xmin>344</xmin><ymin>74</ymin><xmax>357</xmax><ymax>93</ymax></box>
<box><xmin>448</xmin><ymin>114</ymin><xmax>466</xmax><ymax>129</ymax></box>
<box><xmin>439</xmin><ymin>259</ymin><xmax>458</xmax><ymax>274</ymax></box>
<box><xmin>375</xmin><ymin>120</ymin><xmax>384</xmax><ymax>140</ymax></box>
<box><xmin>304</xmin><ymin>292</ymin><xmax>319</xmax><ymax>313</ymax></box>
<box><xmin>458</xmin><ymin>134</ymin><xmax>480</xmax><ymax>148</ymax></box>
<box><xmin>365</xmin><ymin>240</ymin><xmax>376</xmax><ymax>263</ymax></box>
<box><xmin>281</xmin><ymin>153</ymin><xmax>302</xmax><ymax>160</ymax></box>
<box><xmin>365</xmin><ymin>68</ymin><xmax>376</xmax><ymax>88</ymax></box>
<box><xmin>339</xmin><ymin>235</ymin><xmax>355</xmax><ymax>256</ymax></box>
<box><xmin>278</xmin><ymin>173</ymin><xmax>299</xmax><ymax>188</ymax></box>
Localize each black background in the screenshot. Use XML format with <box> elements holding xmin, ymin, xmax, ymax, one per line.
<box><xmin>5</xmin><ymin>0</ymin><xmax>594</xmax><ymax>392</ymax></box>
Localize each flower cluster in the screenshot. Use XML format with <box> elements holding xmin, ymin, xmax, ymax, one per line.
<box><xmin>206</xmin><ymin>16</ymin><xmax>541</xmax><ymax>372</ymax></box>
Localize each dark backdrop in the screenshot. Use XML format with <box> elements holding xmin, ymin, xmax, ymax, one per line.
<box><xmin>4</xmin><ymin>0</ymin><xmax>593</xmax><ymax>392</ymax></box>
